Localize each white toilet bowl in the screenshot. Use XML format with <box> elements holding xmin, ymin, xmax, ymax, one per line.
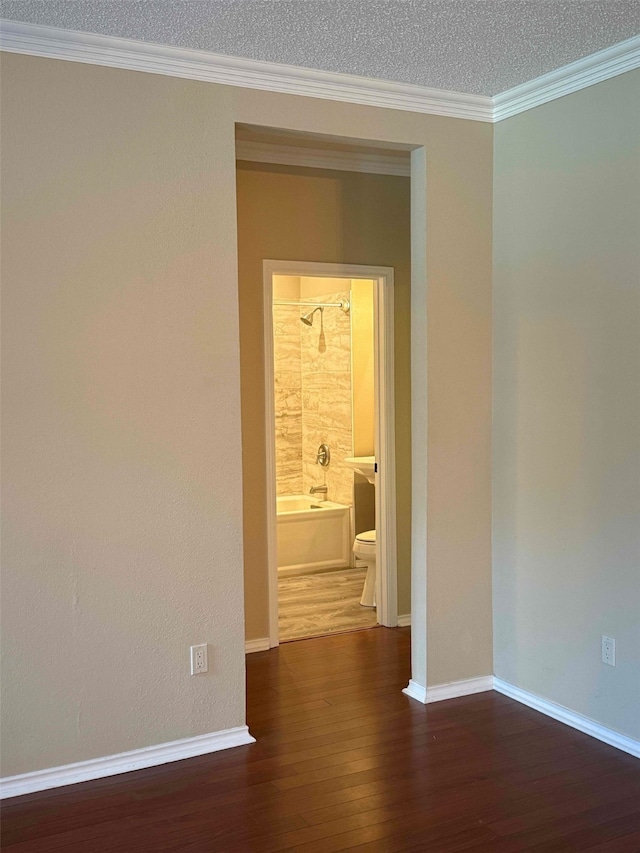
<box><xmin>353</xmin><ymin>530</ymin><xmax>376</xmax><ymax>608</ymax></box>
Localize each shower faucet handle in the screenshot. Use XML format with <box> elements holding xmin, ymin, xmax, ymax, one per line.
<box><xmin>316</xmin><ymin>444</ymin><xmax>330</xmax><ymax>467</ymax></box>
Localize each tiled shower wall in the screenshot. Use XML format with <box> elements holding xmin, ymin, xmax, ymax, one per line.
<box><xmin>273</xmin><ymin>291</ymin><xmax>354</xmax><ymax>506</ymax></box>
<box><xmin>273</xmin><ymin>303</ymin><xmax>303</xmax><ymax>496</ymax></box>
<box><xmin>300</xmin><ymin>291</ymin><xmax>353</xmax><ymax>507</ymax></box>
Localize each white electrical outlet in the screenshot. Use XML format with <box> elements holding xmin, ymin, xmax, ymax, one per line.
<box><xmin>190</xmin><ymin>644</ymin><xmax>208</xmax><ymax>675</ymax></box>
<box><xmin>602</xmin><ymin>635</ymin><xmax>616</xmax><ymax>667</ymax></box>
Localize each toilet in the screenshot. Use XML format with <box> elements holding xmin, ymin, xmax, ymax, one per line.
<box><xmin>353</xmin><ymin>530</ymin><xmax>376</xmax><ymax>607</ymax></box>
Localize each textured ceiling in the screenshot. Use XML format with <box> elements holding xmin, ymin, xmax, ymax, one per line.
<box><xmin>2</xmin><ymin>1</ymin><xmax>639</xmax><ymax>96</ymax></box>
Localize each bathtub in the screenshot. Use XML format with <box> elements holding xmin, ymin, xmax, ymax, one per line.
<box><xmin>276</xmin><ymin>495</ymin><xmax>351</xmax><ymax>576</ymax></box>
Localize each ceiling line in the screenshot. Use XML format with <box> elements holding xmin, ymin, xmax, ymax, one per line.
<box><xmin>1</xmin><ymin>20</ymin><xmax>638</xmax><ymax>123</ymax></box>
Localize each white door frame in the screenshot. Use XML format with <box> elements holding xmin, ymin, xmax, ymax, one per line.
<box><xmin>263</xmin><ymin>260</ymin><xmax>398</xmax><ymax>646</ymax></box>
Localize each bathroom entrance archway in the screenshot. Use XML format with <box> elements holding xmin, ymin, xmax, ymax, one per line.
<box><xmin>263</xmin><ymin>260</ymin><xmax>397</xmax><ymax>645</ymax></box>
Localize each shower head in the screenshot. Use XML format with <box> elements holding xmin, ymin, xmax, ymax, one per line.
<box><xmin>300</xmin><ymin>306</ymin><xmax>323</xmax><ymax>326</ymax></box>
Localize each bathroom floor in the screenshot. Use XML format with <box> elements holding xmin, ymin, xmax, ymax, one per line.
<box><xmin>278</xmin><ymin>567</ymin><xmax>378</xmax><ymax>641</ymax></box>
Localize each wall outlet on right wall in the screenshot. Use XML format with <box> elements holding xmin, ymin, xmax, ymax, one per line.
<box><xmin>601</xmin><ymin>635</ymin><xmax>616</xmax><ymax>667</ymax></box>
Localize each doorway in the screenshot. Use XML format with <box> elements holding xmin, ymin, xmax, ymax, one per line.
<box><xmin>263</xmin><ymin>261</ymin><xmax>397</xmax><ymax>646</ymax></box>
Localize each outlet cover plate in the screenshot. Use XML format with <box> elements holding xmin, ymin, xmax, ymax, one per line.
<box><xmin>191</xmin><ymin>644</ymin><xmax>208</xmax><ymax>675</ymax></box>
<box><xmin>602</xmin><ymin>635</ymin><xmax>616</xmax><ymax>667</ymax></box>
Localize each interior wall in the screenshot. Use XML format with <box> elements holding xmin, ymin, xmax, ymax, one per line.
<box><xmin>299</xmin><ymin>276</ymin><xmax>349</xmax><ymax>299</ymax></box>
<box><xmin>0</xmin><ymin>54</ymin><xmax>246</xmax><ymax>777</ymax></box>
<box><xmin>237</xmin><ymin>164</ymin><xmax>413</xmax><ymax>636</ymax></box>
<box><xmin>351</xmin><ymin>279</ymin><xmax>375</xmax><ymax>457</ymax></box>
<box><xmin>1</xmin><ymin>50</ymin><xmax>493</xmax><ymax>778</ymax></box>
<box><xmin>351</xmin><ymin>279</ymin><xmax>376</xmax><ymax>535</ymax></box>
<box><xmin>273</xmin><ymin>275</ymin><xmax>300</xmax><ymax>300</ymax></box>
<box><xmin>493</xmin><ymin>70</ymin><xmax>640</xmax><ymax>739</ymax></box>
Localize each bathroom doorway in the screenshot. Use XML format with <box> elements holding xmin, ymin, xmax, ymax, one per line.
<box><xmin>263</xmin><ymin>261</ymin><xmax>397</xmax><ymax>645</ymax></box>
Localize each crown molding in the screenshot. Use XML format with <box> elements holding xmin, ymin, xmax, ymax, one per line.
<box><xmin>236</xmin><ymin>140</ymin><xmax>411</xmax><ymax>176</ymax></box>
<box><xmin>0</xmin><ymin>20</ymin><xmax>493</xmax><ymax>122</ymax></box>
<box><xmin>493</xmin><ymin>35</ymin><xmax>640</xmax><ymax>120</ymax></box>
<box><xmin>1</xmin><ymin>20</ymin><xmax>638</xmax><ymax>124</ymax></box>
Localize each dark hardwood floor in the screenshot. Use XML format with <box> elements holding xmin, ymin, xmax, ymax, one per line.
<box><xmin>2</xmin><ymin>627</ymin><xmax>640</xmax><ymax>851</ymax></box>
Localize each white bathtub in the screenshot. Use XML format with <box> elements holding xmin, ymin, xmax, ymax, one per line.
<box><xmin>276</xmin><ymin>495</ymin><xmax>351</xmax><ymax>576</ymax></box>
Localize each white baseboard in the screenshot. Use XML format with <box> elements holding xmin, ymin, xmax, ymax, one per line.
<box><xmin>403</xmin><ymin>674</ymin><xmax>639</xmax><ymax>758</ymax></box>
<box><xmin>494</xmin><ymin>678</ymin><xmax>640</xmax><ymax>760</ymax></box>
<box><xmin>397</xmin><ymin>613</ymin><xmax>411</xmax><ymax>627</ymax></box>
<box><xmin>245</xmin><ymin>638</ymin><xmax>271</xmax><ymax>654</ymax></box>
<box><xmin>277</xmin><ymin>560</ymin><xmax>350</xmax><ymax>578</ymax></box>
<box><xmin>403</xmin><ymin>679</ymin><xmax>428</xmax><ymax>703</ymax></box>
<box><xmin>0</xmin><ymin>726</ymin><xmax>256</xmax><ymax>799</ymax></box>
<box><xmin>426</xmin><ymin>676</ymin><xmax>494</xmax><ymax>704</ymax></box>
<box><xmin>404</xmin><ymin>675</ymin><xmax>493</xmax><ymax>705</ymax></box>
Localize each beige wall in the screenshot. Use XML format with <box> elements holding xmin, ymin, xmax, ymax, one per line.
<box><xmin>351</xmin><ymin>279</ymin><xmax>375</xmax><ymax>457</ymax></box>
<box><xmin>0</xmin><ymin>55</ymin><xmax>246</xmax><ymax>777</ymax></box>
<box><xmin>351</xmin><ymin>279</ymin><xmax>376</xmax><ymax>536</ymax></box>
<box><xmin>273</xmin><ymin>275</ymin><xmax>300</xmax><ymax>300</ymax></box>
<box><xmin>299</xmin><ymin>276</ymin><xmax>349</xmax><ymax>299</ymax></box>
<box><xmin>493</xmin><ymin>70</ymin><xmax>640</xmax><ymax>739</ymax></box>
<box><xmin>1</xmin><ymin>51</ymin><xmax>493</xmax><ymax>777</ymax></box>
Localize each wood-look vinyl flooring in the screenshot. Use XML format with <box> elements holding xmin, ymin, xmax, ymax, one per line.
<box><xmin>3</xmin><ymin>628</ymin><xmax>640</xmax><ymax>852</ymax></box>
<box><xmin>278</xmin><ymin>568</ymin><xmax>377</xmax><ymax>641</ymax></box>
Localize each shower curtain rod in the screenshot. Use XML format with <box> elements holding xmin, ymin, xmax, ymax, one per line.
<box><xmin>273</xmin><ymin>300</ymin><xmax>347</xmax><ymax>308</ymax></box>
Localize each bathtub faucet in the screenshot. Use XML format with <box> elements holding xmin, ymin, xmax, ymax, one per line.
<box><xmin>310</xmin><ymin>485</ymin><xmax>328</xmax><ymax>496</ymax></box>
